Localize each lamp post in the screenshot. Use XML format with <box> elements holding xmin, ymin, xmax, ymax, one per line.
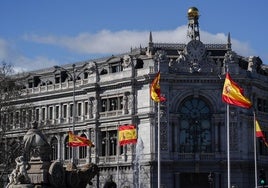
<box><xmin>54</xmin><ymin>63</ymin><xmax>87</xmax><ymax>166</ymax></box>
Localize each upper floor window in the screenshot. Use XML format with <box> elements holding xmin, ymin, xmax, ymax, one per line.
<box><xmin>84</xmin><ymin>101</ymin><xmax>88</xmax><ymax>116</ymax></box>
<box><xmin>178</xmin><ymin>97</ymin><xmax>212</xmax><ymax>153</ymax></box>
<box><xmin>35</xmin><ymin>108</ymin><xmax>39</xmax><ymax>122</ymax></box>
<box><xmin>55</xmin><ymin>106</ymin><xmax>60</xmax><ymax>119</ymax></box>
<box><xmin>48</xmin><ymin>106</ymin><xmax>53</xmax><ymax>120</ymax></box>
<box><xmin>77</xmin><ymin>103</ymin><xmax>82</xmax><ymax>117</ymax></box>
<box><xmin>63</xmin><ymin>105</ymin><xmax>67</xmax><ymax>118</ymax></box>
<box><xmin>41</xmin><ymin>108</ymin><xmax>46</xmax><ymax>121</ymax></box>
<box><xmin>101</xmin><ymin>97</ymin><xmax>123</xmax><ymax>112</ymax></box>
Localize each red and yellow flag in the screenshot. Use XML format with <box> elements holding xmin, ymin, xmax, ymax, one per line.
<box><xmin>118</xmin><ymin>125</ymin><xmax>137</xmax><ymax>146</ymax></box>
<box><xmin>256</xmin><ymin>120</ymin><xmax>268</xmax><ymax>147</ymax></box>
<box><xmin>222</xmin><ymin>72</ymin><xmax>252</xmax><ymax>109</ymax></box>
<box><xmin>150</xmin><ymin>71</ymin><xmax>166</xmax><ymax>102</ymax></box>
<box><xmin>68</xmin><ymin>131</ymin><xmax>95</xmax><ymax>147</ymax></box>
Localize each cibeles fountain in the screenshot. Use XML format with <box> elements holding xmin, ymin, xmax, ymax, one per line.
<box><xmin>6</xmin><ymin>121</ymin><xmax>98</xmax><ymax>188</ymax></box>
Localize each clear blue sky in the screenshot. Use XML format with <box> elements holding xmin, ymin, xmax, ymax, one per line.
<box><xmin>0</xmin><ymin>0</ymin><xmax>267</xmax><ymax>72</ymax></box>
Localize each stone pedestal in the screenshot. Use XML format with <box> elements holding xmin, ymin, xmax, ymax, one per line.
<box><xmin>27</xmin><ymin>160</ymin><xmax>51</xmax><ymax>185</ymax></box>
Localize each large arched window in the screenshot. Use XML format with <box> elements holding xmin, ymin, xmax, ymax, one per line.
<box><xmin>179</xmin><ymin>97</ymin><xmax>212</xmax><ymax>153</ymax></box>
<box><xmin>51</xmin><ymin>137</ymin><xmax>58</xmax><ymax>160</ymax></box>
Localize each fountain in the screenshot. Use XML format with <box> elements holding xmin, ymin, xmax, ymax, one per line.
<box><xmin>5</xmin><ymin>122</ymin><xmax>98</xmax><ymax>188</ymax></box>
<box><xmin>134</xmin><ymin>137</ymin><xmax>144</xmax><ymax>188</ymax></box>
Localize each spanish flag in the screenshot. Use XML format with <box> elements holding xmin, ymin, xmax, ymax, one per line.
<box><xmin>256</xmin><ymin>120</ymin><xmax>268</xmax><ymax>147</ymax></box>
<box><xmin>150</xmin><ymin>71</ymin><xmax>166</xmax><ymax>102</ymax></box>
<box><xmin>68</xmin><ymin>131</ymin><xmax>95</xmax><ymax>147</ymax></box>
<box><xmin>118</xmin><ymin>125</ymin><xmax>137</xmax><ymax>146</ymax></box>
<box><xmin>222</xmin><ymin>72</ymin><xmax>252</xmax><ymax>109</ymax></box>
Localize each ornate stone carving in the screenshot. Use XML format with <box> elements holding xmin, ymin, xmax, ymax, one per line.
<box><xmin>122</xmin><ymin>55</ymin><xmax>132</xmax><ymax>68</ymax></box>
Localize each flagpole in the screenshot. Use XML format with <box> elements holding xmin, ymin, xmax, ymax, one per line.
<box><xmin>225</xmin><ymin>65</ymin><xmax>231</xmax><ymax>188</ymax></box>
<box><xmin>117</xmin><ymin>123</ymin><xmax>120</xmax><ymax>186</ymax></box>
<box><xmin>157</xmin><ymin>101</ymin><xmax>161</xmax><ymax>188</ymax></box>
<box><xmin>227</xmin><ymin>103</ymin><xmax>231</xmax><ymax>188</ymax></box>
<box><xmin>254</xmin><ymin>111</ymin><xmax>258</xmax><ymax>188</ymax></box>
<box><xmin>157</xmin><ymin>61</ymin><xmax>161</xmax><ymax>188</ymax></box>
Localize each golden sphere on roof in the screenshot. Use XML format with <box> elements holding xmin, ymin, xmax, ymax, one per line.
<box><xmin>188</xmin><ymin>7</ymin><xmax>199</xmax><ymax>19</ymax></box>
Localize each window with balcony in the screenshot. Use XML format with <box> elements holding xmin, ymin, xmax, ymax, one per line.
<box><xmin>101</xmin><ymin>130</ymin><xmax>121</xmax><ymax>157</ymax></box>
<box><xmin>101</xmin><ymin>97</ymin><xmax>123</xmax><ymax>112</ymax></box>
<box><xmin>178</xmin><ymin>97</ymin><xmax>212</xmax><ymax>153</ymax></box>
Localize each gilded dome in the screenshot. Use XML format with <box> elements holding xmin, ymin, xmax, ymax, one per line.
<box><xmin>188</xmin><ymin>7</ymin><xmax>199</xmax><ymax>19</ymax></box>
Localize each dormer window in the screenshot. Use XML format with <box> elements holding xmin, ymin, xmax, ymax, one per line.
<box><xmin>55</xmin><ymin>71</ymin><xmax>68</xmax><ymax>84</ymax></box>
<box><xmin>135</xmin><ymin>59</ymin><xmax>144</xmax><ymax>69</ymax></box>
<box><xmin>28</xmin><ymin>76</ymin><xmax>41</xmax><ymax>88</ymax></box>
<box><xmin>110</xmin><ymin>62</ymin><xmax>122</xmax><ymax>73</ymax></box>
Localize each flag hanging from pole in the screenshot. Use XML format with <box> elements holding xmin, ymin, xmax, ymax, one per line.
<box><xmin>222</xmin><ymin>72</ymin><xmax>252</xmax><ymax>109</ymax></box>
<box><xmin>256</xmin><ymin>120</ymin><xmax>268</xmax><ymax>147</ymax></box>
<box><xmin>68</xmin><ymin>131</ymin><xmax>95</xmax><ymax>147</ymax></box>
<box><xmin>118</xmin><ymin>124</ymin><xmax>137</xmax><ymax>146</ymax></box>
<box><xmin>150</xmin><ymin>71</ymin><xmax>166</xmax><ymax>102</ymax></box>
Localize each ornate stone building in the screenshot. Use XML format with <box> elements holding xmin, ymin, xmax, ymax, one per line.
<box><xmin>1</xmin><ymin>7</ymin><xmax>268</xmax><ymax>188</ymax></box>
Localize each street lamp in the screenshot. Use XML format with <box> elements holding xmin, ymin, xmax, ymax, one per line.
<box><xmin>54</xmin><ymin>63</ymin><xmax>88</xmax><ymax>166</ymax></box>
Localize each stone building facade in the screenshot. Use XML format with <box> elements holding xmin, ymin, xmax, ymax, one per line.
<box><xmin>1</xmin><ymin>7</ymin><xmax>268</xmax><ymax>188</ymax></box>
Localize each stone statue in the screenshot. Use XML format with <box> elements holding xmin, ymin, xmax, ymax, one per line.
<box><xmin>23</xmin><ymin>121</ymin><xmax>51</xmax><ymax>161</ymax></box>
<box><xmin>6</xmin><ymin>156</ymin><xmax>30</xmax><ymax>188</ymax></box>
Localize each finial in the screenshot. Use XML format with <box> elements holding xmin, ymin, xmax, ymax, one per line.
<box><xmin>187</xmin><ymin>7</ymin><xmax>199</xmax><ymax>20</ymax></box>
<box><xmin>149</xmin><ymin>31</ymin><xmax>153</xmax><ymax>43</ymax></box>
<box><xmin>227</xmin><ymin>32</ymin><xmax>232</xmax><ymax>50</ymax></box>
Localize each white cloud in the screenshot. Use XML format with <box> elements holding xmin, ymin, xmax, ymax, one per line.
<box><xmin>0</xmin><ymin>26</ymin><xmax>259</xmax><ymax>72</ymax></box>
<box><xmin>0</xmin><ymin>37</ymin><xmax>59</xmax><ymax>72</ymax></box>
<box><xmin>24</xmin><ymin>25</ymin><xmax>255</xmax><ymax>57</ymax></box>
<box><xmin>13</xmin><ymin>56</ymin><xmax>58</xmax><ymax>73</ymax></box>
